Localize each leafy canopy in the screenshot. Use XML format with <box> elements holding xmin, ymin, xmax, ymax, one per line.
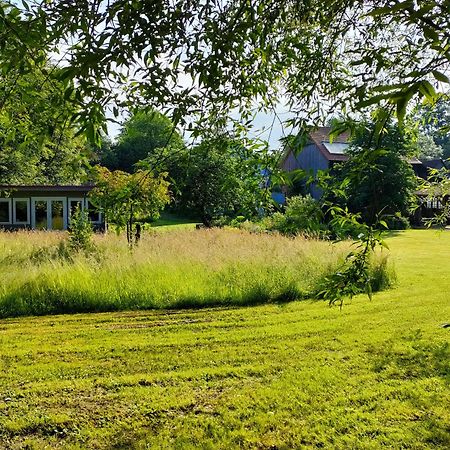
<box><xmin>328</xmin><ymin>119</ymin><xmax>418</xmax><ymax>226</ymax></box>
<box><xmin>174</xmin><ymin>134</ymin><xmax>275</xmax><ymax>226</ymax></box>
<box><xmin>101</xmin><ymin>110</ymin><xmax>185</xmax><ymax>173</ymax></box>
<box><xmin>413</xmin><ymin>95</ymin><xmax>450</xmax><ymax>159</ymax></box>
<box><xmin>90</xmin><ymin>166</ymin><xmax>170</xmax><ymax>245</ymax></box>
<box><xmin>0</xmin><ymin>62</ymin><xmax>89</xmax><ymax>183</ymax></box>
<box><xmin>1</xmin><ymin>1</ymin><xmax>449</xmax><ymax>140</ymax></box>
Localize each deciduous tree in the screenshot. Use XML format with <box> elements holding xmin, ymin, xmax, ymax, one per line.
<box><xmin>329</xmin><ymin>119</ymin><xmax>418</xmax><ymax>226</ymax></box>
<box><xmin>0</xmin><ymin>64</ymin><xmax>89</xmax><ymax>184</ymax></box>
<box><xmin>102</xmin><ymin>110</ymin><xmax>184</xmax><ymax>173</ymax></box>
<box><xmin>2</xmin><ymin>1</ymin><xmax>449</xmax><ymax>139</ymax></box>
<box><xmin>91</xmin><ymin>167</ymin><xmax>170</xmax><ymax>246</ymax></box>
<box><xmin>174</xmin><ymin>135</ymin><xmax>275</xmax><ymax>226</ymax></box>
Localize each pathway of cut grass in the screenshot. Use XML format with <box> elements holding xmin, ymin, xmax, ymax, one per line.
<box><xmin>0</xmin><ymin>230</ymin><xmax>448</xmax><ymax>448</ymax></box>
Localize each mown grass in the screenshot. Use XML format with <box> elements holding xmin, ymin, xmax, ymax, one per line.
<box><xmin>0</xmin><ymin>229</ymin><xmax>448</xmax><ymax>448</ymax></box>
<box><xmin>0</xmin><ymin>228</ymin><xmax>390</xmax><ymax>318</ymax></box>
<box><xmin>148</xmin><ymin>212</ymin><xmax>199</xmax><ymax>231</ymax></box>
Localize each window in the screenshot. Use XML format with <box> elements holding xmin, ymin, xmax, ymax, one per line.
<box><xmin>69</xmin><ymin>198</ymin><xmax>85</xmax><ymax>218</ymax></box>
<box><xmin>86</xmin><ymin>200</ymin><xmax>101</xmax><ymax>223</ymax></box>
<box><xmin>0</xmin><ymin>199</ymin><xmax>11</xmax><ymax>224</ymax></box>
<box><xmin>31</xmin><ymin>197</ymin><xmax>68</xmax><ymax>230</ymax></box>
<box><xmin>13</xmin><ymin>199</ymin><xmax>30</xmax><ymax>224</ymax></box>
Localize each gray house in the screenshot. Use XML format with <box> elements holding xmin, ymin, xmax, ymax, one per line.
<box><xmin>280</xmin><ymin>127</ymin><xmax>350</xmax><ymax>199</ymax></box>
<box><xmin>0</xmin><ymin>185</ymin><xmax>103</xmax><ymax>230</ymax></box>
<box><xmin>280</xmin><ymin>127</ymin><xmax>448</xmax><ymax>224</ymax></box>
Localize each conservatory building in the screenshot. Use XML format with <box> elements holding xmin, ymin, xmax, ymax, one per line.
<box><xmin>0</xmin><ymin>185</ymin><xmax>103</xmax><ymax>231</ymax></box>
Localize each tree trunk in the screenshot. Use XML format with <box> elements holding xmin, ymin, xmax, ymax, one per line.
<box><xmin>126</xmin><ymin>204</ymin><xmax>134</xmax><ymax>248</ymax></box>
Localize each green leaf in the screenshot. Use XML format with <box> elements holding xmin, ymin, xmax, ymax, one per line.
<box><xmin>423</xmin><ymin>26</ymin><xmax>439</xmax><ymax>43</ymax></box>
<box><xmin>418</xmin><ymin>80</ymin><xmax>437</xmax><ymax>102</ymax></box>
<box><xmin>432</xmin><ymin>70</ymin><xmax>449</xmax><ymax>84</ymax></box>
<box><xmin>396</xmin><ymin>96</ymin><xmax>408</xmax><ymax>124</ymax></box>
<box><xmin>357</xmin><ymin>93</ymin><xmax>392</xmax><ymax>108</ymax></box>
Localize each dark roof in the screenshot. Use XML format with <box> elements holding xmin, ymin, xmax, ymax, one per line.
<box><xmin>0</xmin><ymin>184</ymin><xmax>95</xmax><ymax>192</ymax></box>
<box><xmin>280</xmin><ymin>126</ymin><xmax>351</xmax><ymax>167</ymax></box>
<box><xmin>308</xmin><ymin>127</ymin><xmax>350</xmax><ymax>144</ymax></box>
<box><xmin>308</xmin><ymin>127</ymin><xmax>350</xmax><ymax>162</ymax></box>
<box><xmin>421</xmin><ymin>158</ymin><xmax>448</xmax><ymax>170</ymax></box>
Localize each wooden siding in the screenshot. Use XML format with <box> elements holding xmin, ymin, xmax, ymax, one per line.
<box><xmin>281</xmin><ymin>144</ymin><xmax>330</xmax><ymax>199</ymax></box>
<box><xmin>296</xmin><ymin>144</ymin><xmax>329</xmax><ymax>173</ymax></box>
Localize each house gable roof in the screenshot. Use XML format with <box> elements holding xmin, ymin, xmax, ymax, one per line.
<box><xmin>308</xmin><ymin>127</ymin><xmax>350</xmax><ymax>162</ymax></box>
<box><xmin>280</xmin><ymin>126</ymin><xmax>350</xmax><ymax>168</ymax></box>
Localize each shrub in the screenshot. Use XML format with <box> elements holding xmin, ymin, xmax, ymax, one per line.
<box><xmin>68</xmin><ymin>207</ymin><xmax>95</xmax><ymax>253</ymax></box>
<box><xmin>266</xmin><ymin>195</ymin><xmax>327</xmax><ymax>236</ymax></box>
<box><xmin>237</xmin><ymin>220</ymin><xmax>267</xmax><ymax>234</ymax></box>
<box><xmin>383</xmin><ymin>214</ymin><xmax>410</xmax><ymax>230</ymax></box>
<box><xmin>328</xmin><ymin>215</ymin><xmax>364</xmax><ymax>240</ymax></box>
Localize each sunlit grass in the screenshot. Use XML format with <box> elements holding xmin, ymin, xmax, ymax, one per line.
<box><xmin>0</xmin><ymin>228</ymin><xmax>368</xmax><ymax>318</ymax></box>
<box><xmin>0</xmin><ymin>230</ymin><xmax>448</xmax><ymax>448</ymax></box>
<box><xmin>148</xmin><ymin>211</ymin><xmax>199</xmax><ymax>230</ymax></box>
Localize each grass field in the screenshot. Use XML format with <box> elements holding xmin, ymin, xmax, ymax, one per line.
<box><xmin>0</xmin><ymin>230</ymin><xmax>448</xmax><ymax>448</ymax></box>
<box><xmin>0</xmin><ymin>228</ymin><xmax>390</xmax><ymax>318</ymax></box>
<box><xmin>148</xmin><ymin>212</ymin><xmax>199</xmax><ymax>231</ymax></box>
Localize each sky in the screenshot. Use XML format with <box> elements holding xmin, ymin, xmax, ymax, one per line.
<box><xmin>106</xmin><ymin>107</ymin><xmax>295</xmax><ymax>152</ymax></box>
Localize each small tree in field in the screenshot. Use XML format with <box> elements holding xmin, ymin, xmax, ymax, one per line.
<box><xmin>68</xmin><ymin>207</ymin><xmax>94</xmax><ymax>253</ymax></box>
<box><xmin>91</xmin><ymin>167</ymin><xmax>170</xmax><ymax>247</ymax></box>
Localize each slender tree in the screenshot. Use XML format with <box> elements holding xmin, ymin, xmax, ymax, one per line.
<box><xmin>90</xmin><ymin>167</ymin><xmax>170</xmax><ymax>247</ymax></box>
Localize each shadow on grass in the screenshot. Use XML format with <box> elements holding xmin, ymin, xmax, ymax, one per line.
<box><xmin>370</xmin><ymin>331</ymin><xmax>450</xmax><ymax>383</ymax></box>
<box><xmin>383</xmin><ymin>230</ymin><xmax>404</xmax><ymax>238</ymax></box>
<box><xmin>0</xmin><ymin>285</ymin><xmax>311</xmax><ymax>320</ymax></box>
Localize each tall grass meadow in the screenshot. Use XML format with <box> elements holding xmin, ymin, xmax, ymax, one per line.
<box><xmin>0</xmin><ymin>228</ymin><xmax>393</xmax><ymax>318</ymax></box>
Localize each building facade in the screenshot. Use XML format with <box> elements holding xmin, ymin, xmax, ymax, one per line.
<box><xmin>280</xmin><ymin>127</ymin><xmax>350</xmax><ymax>199</ymax></box>
<box><xmin>0</xmin><ymin>185</ymin><xmax>103</xmax><ymax>231</ymax></box>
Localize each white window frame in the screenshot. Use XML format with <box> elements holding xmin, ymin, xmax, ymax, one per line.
<box><xmin>0</xmin><ymin>198</ymin><xmax>12</xmax><ymax>225</ymax></box>
<box><xmin>85</xmin><ymin>198</ymin><xmax>102</xmax><ymax>224</ymax></box>
<box><xmin>13</xmin><ymin>198</ymin><xmax>30</xmax><ymax>224</ymax></box>
<box><xmin>31</xmin><ymin>197</ymin><xmax>68</xmax><ymax>230</ymax></box>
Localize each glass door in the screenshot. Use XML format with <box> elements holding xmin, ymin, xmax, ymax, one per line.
<box><xmin>34</xmin><ymin>200</ymin><xmax>48</xmax><ymax>230</ymax></box>
<box><xmin>51</xmin><ymin>200</ymin><xmax>64</xmax><ymax>230</ymax></box>
<box><xmin>32</xmin><ymin>198</ymin><xmax>67</xmax><ymax>230</ymax></box>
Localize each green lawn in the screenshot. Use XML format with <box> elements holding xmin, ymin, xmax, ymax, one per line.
<box><xmin>148</xmin><ymin>212</ymin><xmax>199</xmax><ymax>230</ymax></box>
<box><xmin>0</xmin><ymin>230</ymin><xmax>448</xmax><ymax>448</ymax></box>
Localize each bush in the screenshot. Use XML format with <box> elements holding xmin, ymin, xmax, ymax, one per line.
<box><xmin>383</xmin><ymin>214</ymin><xmax>410</xmax><ymax>230</ymax></box>
<box><xmin>266</xmin><ymin>195</ymin><xmax>328</xmax><ymax>236</ymax></box>
<box><xmin>237</xmin><ymin>219</ymin><xmax>268</xmax><ymax>234</ymax></box>
<box><xmin>328</xmin><ymin>216</ymin><xmax>364</xmax><ymax>240</ymax></box>
<box><xmin>68</xmin><ymin>208</ymin><xmax>95</xmax><ymax>253</ymax></box>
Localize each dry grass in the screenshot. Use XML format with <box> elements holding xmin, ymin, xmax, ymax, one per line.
<box><xmin>0</xmin><ymin>228</ymin><xmax>390</xmax><ymax>318</ymax></box>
